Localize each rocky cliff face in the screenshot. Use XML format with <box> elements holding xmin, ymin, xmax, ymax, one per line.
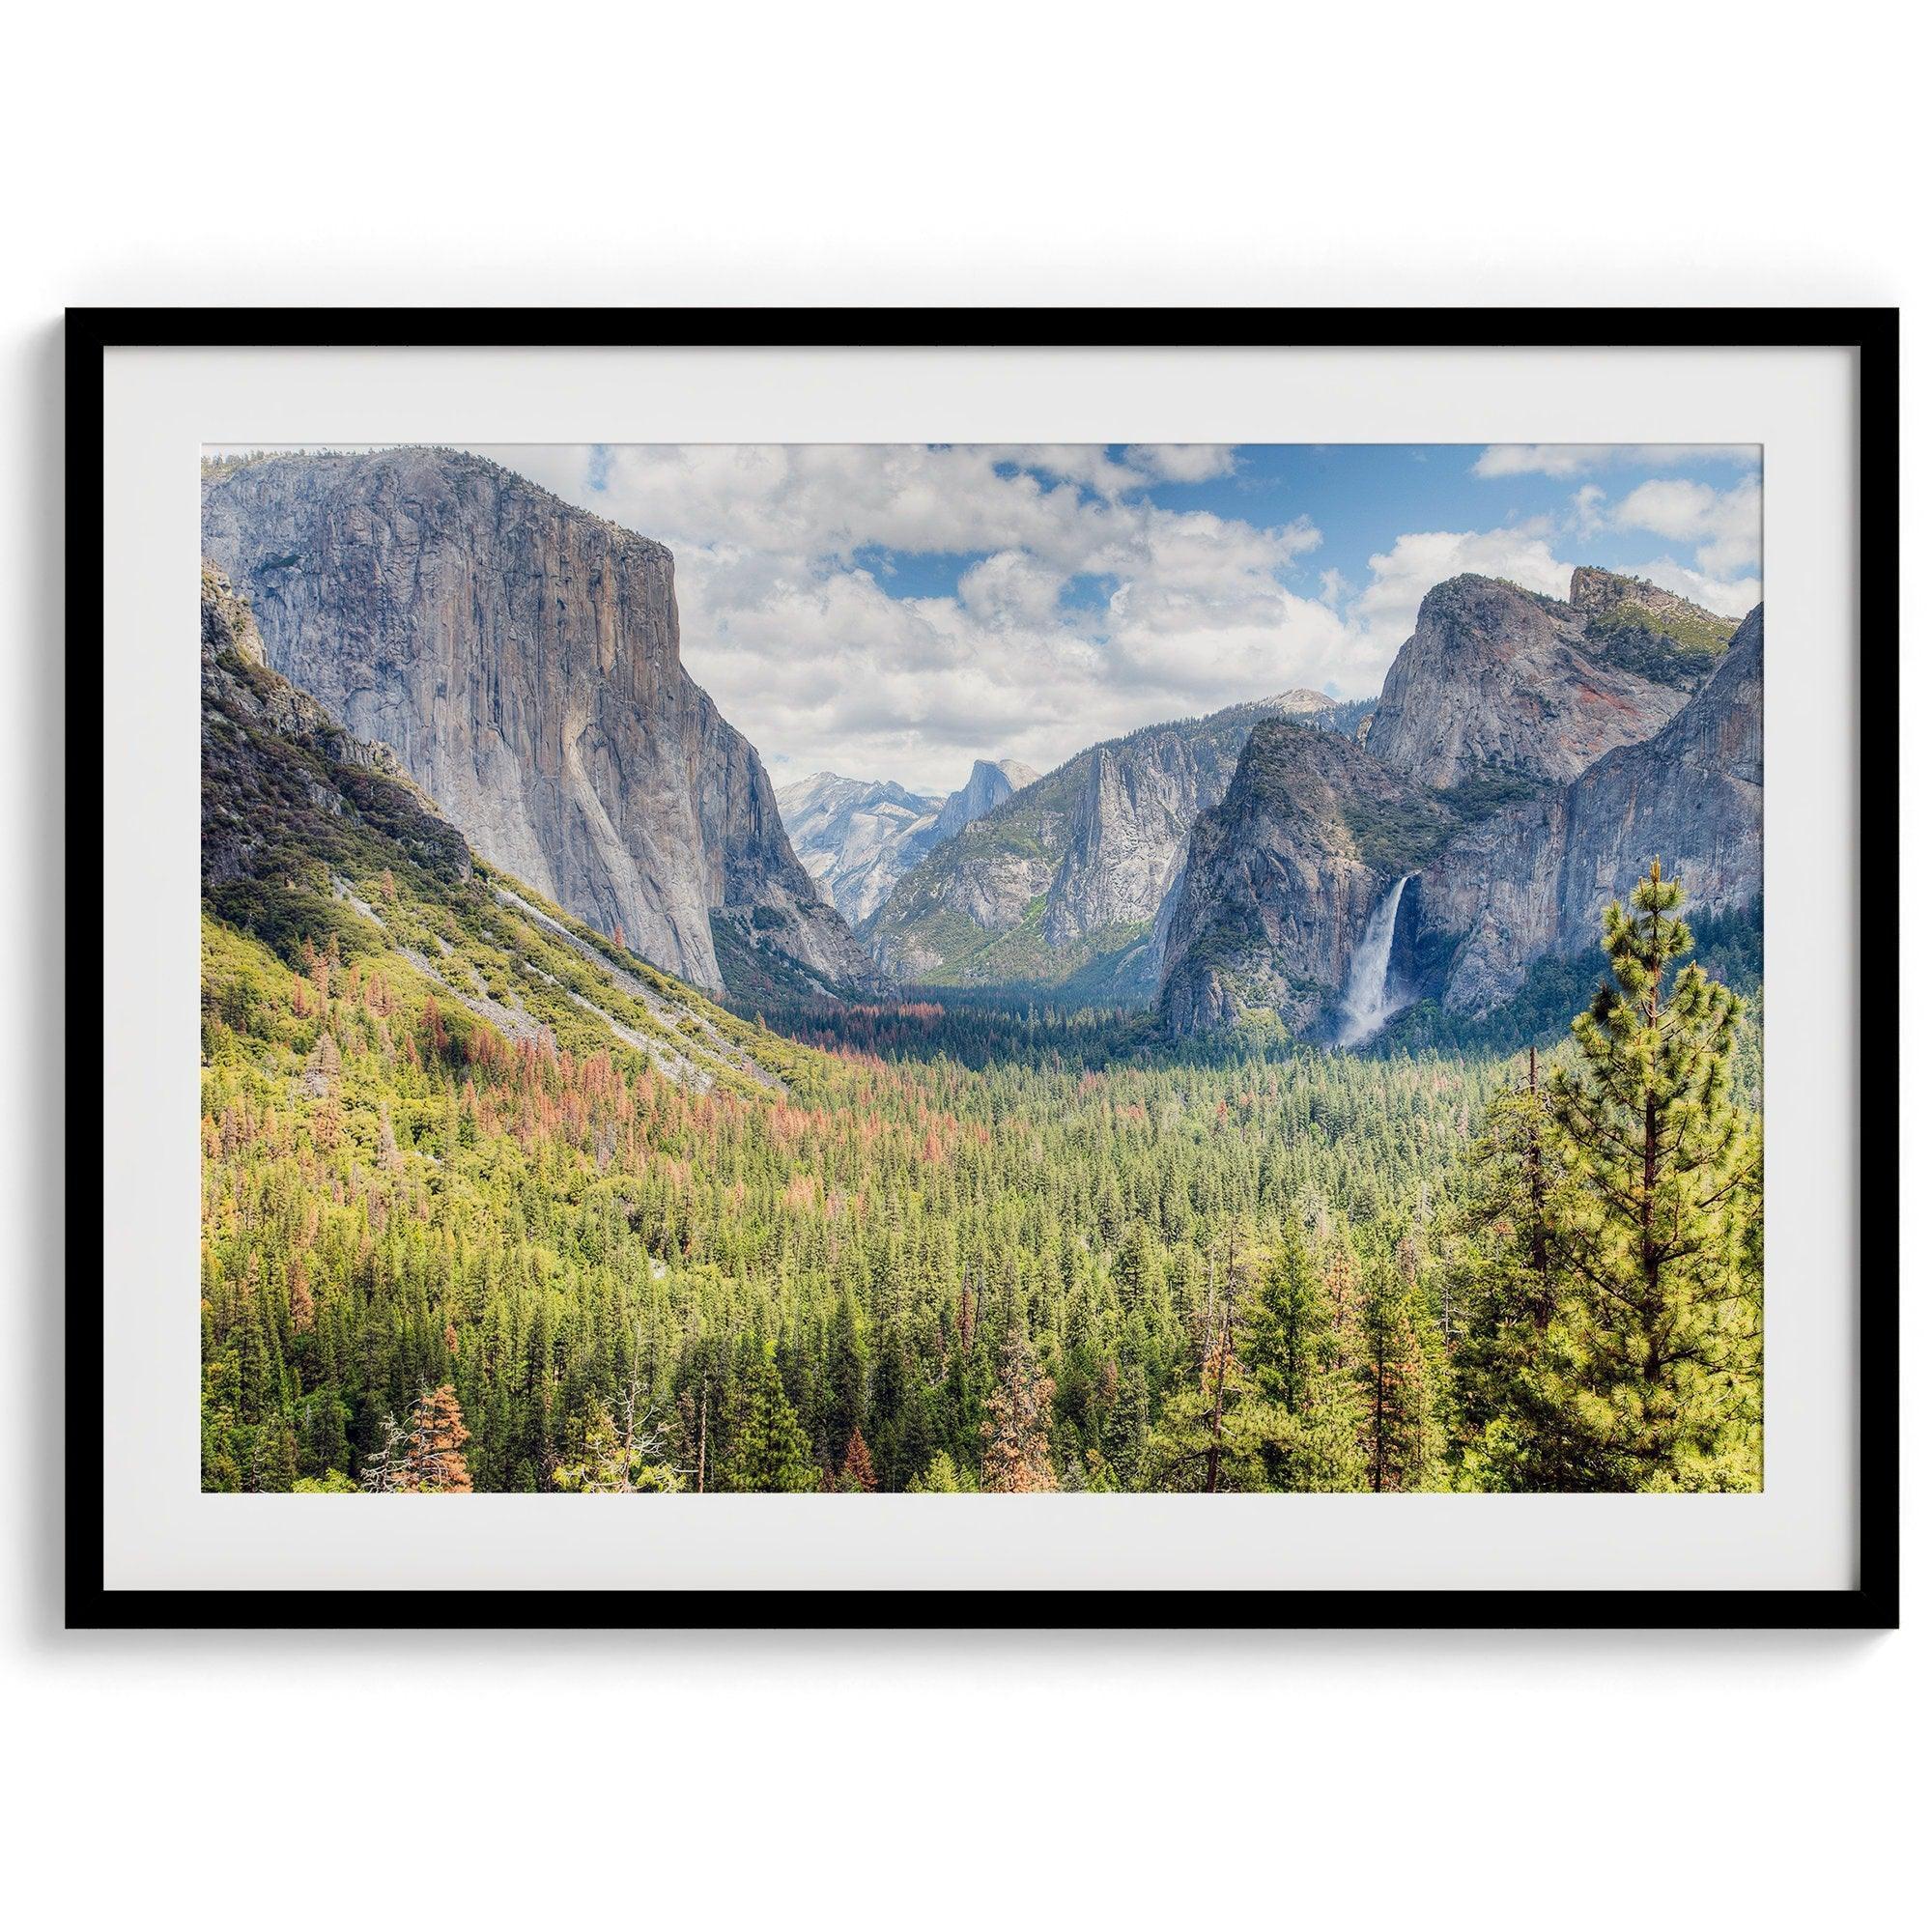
<box><xmin>777</xmin><ymin>755</ymin><xmax>1039</xmax><ymax>925</ymax></box>
<box><xmin>1364</xmin><ymin>570</ymin><xmax>1736</xmax><ymax>789</ymax></box>
<box><xmin>201</xmin><ymin>562</ymin><xmax>787</xmax><ymax>1094</ymax></box>
<box><xmin>201</xmin><ymin>446</ymin><xmax>880</xmax><ymax>999</ymax></box>
<box><xmin>1412</xmin><ymin>605</ymin><xmax>1763</xmax><ymax>1012</ymax></box>
<box><xmin>201</xmin><ymin>561</ymin><xmax>470</xmax><ymax>894</ymax></box>
<box><xmin>929</xmin><ymin>757</ymin><xmax>1039</xmax><ymax>844</ymax></box>
<box><xmin>1156</xmin><ymin>721</ymin><xmax>1455</xmax><ymax>1037</ymax></box>
<box><xmin>861</xmin><ymin>692</ymin><xmax>1333</xmax><ymax>995</ymax></box>
<box><xmin>1156</xmin><ymin>578</ymin><xmax>1761</xmax><ymax>1040</ymax></box>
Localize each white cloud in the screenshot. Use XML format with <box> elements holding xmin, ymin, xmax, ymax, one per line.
<box><xmin>1005</xmin><ymin>445</ymin><xmax>1151</xmax><ymax>498</ymax></box>
<box><xmin>1473</xmin><ymin>443</ymin><xmax>1759</xmax><ymax>479</ymax></box>
<box><xmin>1611</xmin><ymin>474</ymin><xmax>1762</xmax><ymax>579</ymax></box>
<box><xmin>1571</xmin><ymin>483</ymin><xmax>1608</xmax><ymax>535</ymax></box>
<box><xmin>956</xmin><ymin>549</ymin><xmax>1065</xmax><ymax>628</ymax></box>
<box><xmin>1123</xmin><ymin>443</ymin><xmax>1240</xmax><ymax>483</ymax></box>
<box><xmin>1348</xmin><ymin>528</ymin><xmax>1577</xmax><ymax>661</ymax></box>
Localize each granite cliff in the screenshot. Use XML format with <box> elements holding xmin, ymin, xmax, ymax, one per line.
<box><xmin>1411</xmin><ymin>604</ymin><xmax>1764</xmax><ymax>1013</ymax></box>
<box><xmin>201</xmin><ymin>561</ymin><xmax>469</xmax><ymax>895</ymax></box>
<box><xmin>201</xmin><ymin>446</ymin><xmax>880</xmax><ymax>1000</ymax></box>
<box><xmin>1158</xmin><ymin>575</ymin><xmax>1759</xmax><ymax>1039</ymax></box>
<box><xmin>1157</xmin><ymin>719</ymin><xmax>1455</xmax><ymax>1037</ymax></box>
<box><xmin>1364</xmin><ymin>569</ymin><xmax>1737</xmax><ymax>789</ymax></box>
<box><xmin>861</xmin><ymin>691</ymin><xmax>1335</xmax><ymax>996</ymax></box>
<box><xmin>929</xmin><ymin>757</ymin><xmax>1039</xmax><ymax>844</ymax></box>
<box><xmin>200</xmin><ymin>561</ymin><xmax>787</xmax><ymax>1094</ymax></box>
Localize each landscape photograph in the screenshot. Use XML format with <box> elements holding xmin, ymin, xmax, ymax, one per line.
<box><xmin>196</xmin><ymin>440</ymin><xmax>1765</xmax><ymax>1496</ymax></box>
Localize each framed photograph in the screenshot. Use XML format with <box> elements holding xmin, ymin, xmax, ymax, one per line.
<box><xmin>74</xmin><ymin>308</ymin><xmax>1897</xmax><ymax>1629</ymax></box>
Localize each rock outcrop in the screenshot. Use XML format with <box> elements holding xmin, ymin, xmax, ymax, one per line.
<box><xmin>201</xmin><ymin>561</ymin><xmax>469</xmax><ymax>893</ymax></box>
<box><xmin>862</xmin><ymin>691</ymin><xmax>1333</xmax><ymax>995</ymax></box>
<box><xmin>777</xmin><ymin>755</ymin><xmax>1039</xmax><ymax>925</ymax></box>
<box><xmin>1412</xmin><ymin>605</ymin><xmax>1763</xmax><ymax>1012</ymax></box>
<box><xmin>1156</xmin><ymin>720</ymin><xmax>1455</xmax><ymax>1037</ymax></box>
<box><xmin>928</xmin><ymin>757</ymin><xmax>1040</xmax><ymax>844</ymax></box>
<box><xmin>1364</xmin><ymin>570</ymin><xmax>1738</xmax><ymax>789</ymax></box>
<box><xmin>201</xmin><ymin>446</ymin><xmax>880</xmax><ymax>999</ymax></box>
<box><xmin>1155</xmin><ymin>579</ymin><xmax>1761</xmax><ymax>1040</ymax></box>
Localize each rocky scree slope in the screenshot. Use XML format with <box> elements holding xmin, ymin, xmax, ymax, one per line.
<box><xmin>202</xmin><ymin>447</ymin><xmax>880</xmax><ymax>1001</ymax></box>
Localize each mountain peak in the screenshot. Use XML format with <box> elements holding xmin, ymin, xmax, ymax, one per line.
<box><xmin>1570</xmin><ymin>564</ymin><xmax>1709</xmax><ymax>623</ymax></box>
<box><xmin>1367</xmin><ymin>567</ymin><xmax>1719</xmax><ymax>789</ymax></box>
<box><xmin>930</xmin><ymin>757</ymin><xmax>1037</xmax><ymax>844</ymax></box>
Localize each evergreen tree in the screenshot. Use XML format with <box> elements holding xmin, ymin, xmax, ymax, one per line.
<box><xmin>906</xmin><ymin>1450</ymin><xmax>976</xmax><ymax>1492</ymax></box>
<box><xmin>1230</xmin><ymin>1227</ymin><xmax>1367</xmax><ymax>1492</ymax></box>
<box><xmin>1545</xmin><ymin>863</ymin><xmax>1763</xmax><ymax>1489</ymax></box>
<box><xmin>721</xmin><ymin>1349</ymin><xmax>819</xmax><ymax>1492</ymax></box>
<box><xmin>838</xmin><ymin>1428</ymin><xmax>878</xmax><ymax>1492</ymax></box>
<box><xmin>1452</xmin><ymin>1049</ymin><xmax>1597</xmax><ymax>1490</ymax></box>
<box><xmin>1355</xmin><ymin>1241</ymin><xmax>1445</xmax><ymax>1492</ymax></box>
<box><xmin>1145</xmin><ymin>1321</ymin><xmax>1245</xmax><ymax>1492</ymax></box>
<box><xmin>824</xmin><ymin>1295</ymin><xmax>868</xmax><ymax>1463</ymax></box>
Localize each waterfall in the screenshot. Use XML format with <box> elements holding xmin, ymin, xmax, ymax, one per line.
<box><xmin>1338</xmin><ymin>875</ymin><xmax>1412</xmax><ymax>1047</ymax></box>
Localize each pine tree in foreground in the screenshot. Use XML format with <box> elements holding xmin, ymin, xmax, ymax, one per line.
<box><xmin>1452</xmin><ymin>1049</ymin><xmax>1598</xmax><ymax>1490</ymax></box>
<box><xmin>1546</xmin><ymin>862</ymin><xmax>1762</xmax><ymax>1490</ymax></box>
<box><xmin>1355</xmin><ymin>1236</ymin><xmax>1446</xmax><ymax>1492</ymax></box>
<box><xmin>1459</xmin><ymin>864</ymin><xmax>1763</xmax><ymax>1492</ymax></box>
<box><xmin>1145</xmin><ymin>1321</ymin><xmax>1241</xmax><ymax>1492</ymax></box>
<box><xmin>1229</xmin><ymin>1227</ymin><xmax>1368</xmax><ymax>1492</ymax></box>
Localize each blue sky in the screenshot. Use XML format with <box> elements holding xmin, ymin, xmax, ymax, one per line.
<box><xmin>833</xmin><ymin>443</ymin><xmax>1759</xmax><ymax>621</ymax></box>
<box><xmin>457</xmin><ymin>441</ymin><xmax>1761</xmax><ymax>793</ymax></box>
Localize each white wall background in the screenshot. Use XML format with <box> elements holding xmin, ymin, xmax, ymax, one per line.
<box><xmin>4</xmin><ymin>4</ymin><xmax>1918</xmax><ymax>1924</ymax></box>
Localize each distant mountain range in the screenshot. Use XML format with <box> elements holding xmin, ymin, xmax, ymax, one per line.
<box><xmin>777</xmin><ymin>757</ymin><xmax>1038</xmax><ymax>925</ymax></box>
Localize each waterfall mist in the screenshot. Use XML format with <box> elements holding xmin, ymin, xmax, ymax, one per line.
<box><xmin>1338</xmin><ymin>875</ymin><xmax>1413</xmax><ymax>1046</ymax></box>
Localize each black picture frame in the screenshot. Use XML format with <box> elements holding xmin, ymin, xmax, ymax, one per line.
<box><xmin>69</xmin><ymin>306</ymin><xmax>1900</xmax><ymax>1632</ymax></box>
